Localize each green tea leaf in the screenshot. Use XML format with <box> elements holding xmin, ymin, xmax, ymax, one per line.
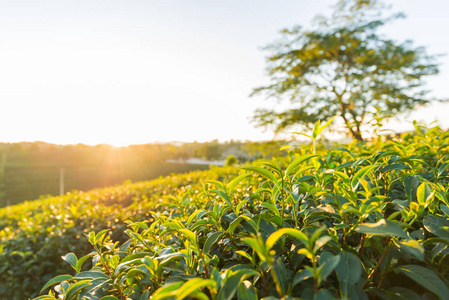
<box><xmin>396</xmin><ymin>265</ymin><xmax>449</xmax><ymax>299</ymax></box>
<box><xmin>314</xmin><ymin>289</ymin><xmax>335</xmax><ymax>300</ymax></box>
<box><xmin>394</xmin><ymin>239</ymin><xmax>424</xmax><ymax>261</ymax></box>
<box><xmin>65</xmin><ymin>279</ymin><xmax>91</xmax><ymax>300</ymax></box>
<box><xmin>315</xmin><ymin>115</ymin><xmax>337</xmax><ymax>137</ymax></box>
<box><xmin>177</xmin><ymin>278</ymin><xmax>216</xmax><ymax>300</ymax></box>
<box><xmin>100</xmin><ymin>296</ymin><xmax>119</xmax><ymax>300</ymax></box>
<box><xmin>179</xmin><ymin>228</ymin><xmax>198</xmax><ymax>246</ymax></box>
<box><xmin>423</xmin><ymin>215</ymin><xmax>449</xmax><ymax>238</ymax></box>
<box><xmin>39</xmin><ymin>274</ymin><xmax>73</xmax><ymax>294</ymax></box>
<box><xmin>217</xmin><ymin>270</ymin><xmax>254</xmax><ymax>300</ymax></box>
<box><xmin>441</xmin><ymin>204</ymin><xmax>449</xmax><ymax>217</ymax></box>
<box><xmin>312</xmin><ymin>119</ymin><xmax>321</xmax><ymax>139</ymax></box>
<box><xmin>237</xmin><ymin>280</ymin><xmax>257</xmax><ymax>300</ymax></box>
<box><xmin>126</xmin><ymin>268</ymin><xmax>145</xmax><ymax>285</ymax></box>
<box><xmin>294</xmin><ymin>132</ymin><xmax>313</xmax><ymax>140</ymax></box>
<box><xmin>336</xmin><ymin>251</ymin><xmax>363</xmax><ymax>298</ymax></box>
<box><xmin>228</xmin><ymin>173</ymin><xmax>252</xmax><ymax>193</ymax></box>
<box><xmin>95</xmin><ymin>229</ymin><xmax>110</xmax><ymax>245</ymax></box>
<box><xmin>236</xmin><ymin>200</ymin><xmax>249</xmax><ymax>216</ymax></box>
<box><xmin>292</xmin><ymin>268</ymin><xmax>313</xmax><ymax>287</ymax></box>
<box><xmin>404</xmin><ymin>176</ymin><xmax>420</xmax><ymax>201</ymax></box>
<box><xmin>416</xmin><ymin>182</ymin><xmax>432</xmax><ymax>205</ymax></box>
<box><xmin>203</xmin><ymin>232</ymin><xmax>223</xmax><ymax>254</ymax></box>
<box><xmin>266</xmin><ymin>228</ymin><xmax>308</xmax><ymax>251</ymax></box>
<box><xmin>351</xmin><ymin>165</ymin><xmax>378</xmax><ymax>191</ymax></box>
<box><xmin>355</xmin><ymin>219</ymin><xmax>408</xmax><ymax>239</ymax></box>
<box><xmin>260</xmin><ymin>202</ymin><xmax>280</xmax><ymax>217</ymax></box>
<box><xmin>242</xmin><ymin>166</ymin><xmax>277</xmax><ymax>182</ymax></box>
<box><xmin>285</xmin><ymin>154</ymin><xmax>319</xmax><ymax>176</ymax></box>
<box><xmin>229</xmin><ymin>217</ymin><xmax>245</xmax><ymax>236</ymax></box>
<box><xmin>186</xmin><ymin>210</ymin><xmax>202</xmax><ymax>227</ymax></box>
<box><xmin>62</xmin><ymin>253</ymin><xmax>78</xmax><ymax>270</ymax></box>
<box><xmin>319</xmin><ymin>251</ymin><xmax>340</xmax><ymax>281</ymax></box>
<box><xmin>383</xmin><ymin>287</ymin><xmax>421</xmax><ymax>300</ymax></box>
<box><xmin>74</xmin><ymin>271</ymin><xmax>110</xmax><ymax>280</ymax></box>
<box><xmin>236</xmin><ymin>251</ymin><xmax>254</xmax><ymax>264</ymax></box>
<box><xmin>272</xmin><ymin>258</ymin><xmax>287</xmax><ymax>295</ymax></box>
<box><xmin>152</xmin><ymin>282</ymin><xmax>183</xmax><ymax>300</ymax></box>
<box><xmin>75</xmin><ymin>252</ymin><xmax>95</xmax><ymax>273</ymax></box>
<box><xmin>242</xmin><ymin>237</ymin><xmax>266</xmax><ymax>262</ymax></box>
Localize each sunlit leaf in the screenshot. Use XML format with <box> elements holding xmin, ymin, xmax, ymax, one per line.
<box><xmin>40</xmin><ymin>275</ymin><xmax>73</xmax><ymax>294</ymax></box>
<box><xmin>177</xmin><ymin>278</ymin><xmax>216</xmax><ymax>300</ymax></box>
<box><xmin>355</xmin><ymin>219</ymin><xmax>408</xmax><ymax>239</ymax></box>
<box><xmin>242</xmin><ymin>166</ymin><xmax>277</xmax><ymax>182</ymax></box>
<box><xmin>237</xmin><ymin>280</ymin><xmax>257</xmax><ymax>300</ymax></box>
<box><xmin>266</xmin><ymin>228</ymin><xmax>308</xmax><ymax>251</ymax></box>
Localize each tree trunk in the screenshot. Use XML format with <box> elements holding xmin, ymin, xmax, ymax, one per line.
<box><xmin>351</xmin><ymin>129</ymin><xmax>363</xmax><ymax>141</ymax></box>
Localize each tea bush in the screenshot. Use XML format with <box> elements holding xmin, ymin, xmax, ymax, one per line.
<box><xmin>0</xmin><ymin>167</ymin><xmax>239</xmax><ymax>299</ymax></box>
<box><xmin>31</xmin><ymin>122</ymin><xmax>449</xmax><ymax>299</ymax></box>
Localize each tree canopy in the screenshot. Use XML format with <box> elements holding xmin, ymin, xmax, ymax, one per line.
<box><xmin>252</xmin><ymin>0</ymin><xmax>440</xmax><ymax>140</ymax></box>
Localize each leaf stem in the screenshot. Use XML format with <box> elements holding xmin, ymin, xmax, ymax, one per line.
<box><xmin>365</xmin><ymin>239</ymin><xmax>391</xmax><ymax>288</ymax></box>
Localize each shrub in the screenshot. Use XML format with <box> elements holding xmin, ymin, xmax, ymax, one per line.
<box><xmin>0</xmin><ymin>167</ymin><xmax>239</xmax><ymax>299</ymax></box>
<box><xmin>225</xmin><ymin>155</ymin><xmax>238</xmax><ymax>166</ymax></box>
<box><xmin>33</xmin><ymin>123</ymin><xmax>449</xmax><ymax>299</ymax></box>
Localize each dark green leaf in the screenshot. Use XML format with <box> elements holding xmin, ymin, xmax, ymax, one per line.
<box><xmin>292</xmin><ymin>268</ymin><xmax>313</xmax><ymax>287</ymax></box>
<box><xmin>272</xmin><ymin>259</ymin><xmax>287</xmax><ymax>295</ymax></box>
<box><xmin>396</xmin><ymin>265</ymin><xmax>449</xmax><ymax>299</ymax></box>
<box><xmin>237</xmin><ymin>280</ymin><xmax>257</xmax><ymax>300</ymax></box>
<box><xmin>383</xmin><ymin>286</ymin><xmax>421</xmax><ymax>300</ymax></box>
<box><xmin>394</xmin><ymin>239</ymin><xmax>424</xmax><ymax>261</ymax></box>
<box><xmin>62</xmin><ymin>253</ymin><xmax>78</xmax><ymax>270</ymax></box>
<box><xmin>314</xmin><ymin>289</ymin><xmax>334</xmax><ymax>300</ymax></box>
<box><xmin>319</xmin><ymin>251</ymin><xmax>340</xmax><ymax>281</ymax></box>
<box><xmin>203</xmin><ymin>232</ymin><xmax>224</xmax><ymax>254</ymax></box>
<box><xmin>423</xmin><ymin>215</ymin><xmax>449</xmax><ymax>238</ymax></box>
<box><xmin>336</xmin><ymin>251</ymin><xmax>363</xmax><ymax>298</ymax></box>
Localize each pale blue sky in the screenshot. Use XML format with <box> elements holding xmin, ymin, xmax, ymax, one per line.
<box><xmin>0</xmin><ymin>0</ymin><xmax>448</xmax><ymax>146</ymax></box>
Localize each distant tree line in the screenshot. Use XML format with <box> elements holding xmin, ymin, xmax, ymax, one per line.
<box><xmin>0</xmin><ymin>140</ymin><xmax>294</xmax><ymax>207</ymax></box>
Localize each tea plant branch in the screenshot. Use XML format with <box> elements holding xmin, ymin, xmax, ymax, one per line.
<box><xmin>364</xmin><ymin>238</ymin><xmax>392</xmax><ymax>288</ymax></box>
<box><xmin>92</xmin><ymin>243</ymin><xmax>126</xmax><ymax>300</ymax></box>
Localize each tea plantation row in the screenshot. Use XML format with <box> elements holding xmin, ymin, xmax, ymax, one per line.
<box><xmin>0</xmin><ymin>167</ymin><xmax>239</xmax><ymax>299</ymax></box>
<box><xmin>3</xmin><ymin>123</ymin><xmax>449</xmax><ymax>299</ymax></box>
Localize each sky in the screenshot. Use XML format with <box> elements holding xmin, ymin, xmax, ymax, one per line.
<box><xmin>0</xmin><ymin>0</ymin><xmax>448</xmax><ymax>146</ymax></box>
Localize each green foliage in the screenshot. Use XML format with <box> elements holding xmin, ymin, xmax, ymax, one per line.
<box><xmin>251</xmin><ymin>0</ymin><xmax>441</xmax><ymax>140</ymax></box>
<box><xmin>225</xmin><ymin>155</ymin><xmax>238</xmax><ymax>167</ymax></box>
<box><xmin>0</xmin><ymin>167</ymin><xmax>239</xmax><ymax>299</ymax></box>
<box><xmin>294</xmin><ymin>115</ymin><xmax>337</xmax><ymax>154</ymax></box>
<box><xmin>23</xmin><ymin>123</ymin><xmax>449</xmax><ymax>299</ymax></box>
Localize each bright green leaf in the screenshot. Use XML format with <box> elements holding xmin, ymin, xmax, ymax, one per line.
<box><xmin>39</xmin><ymin>274</ymin><xmax>73</xmax><ymax>294</ymax></box>
<box><xmin>355</xmin><ymin>219</ymin><xmax>408</xmax><ymax>239</ymax></box>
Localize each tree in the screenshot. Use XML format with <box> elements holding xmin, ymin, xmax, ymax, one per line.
<box><xmin>252</xmin><ymin>0</ymin><xmax>440</xmax><ymax>140</ymax></box>
<box><xmin>225</xmin><ymin>155</ymin><xmax>238</xmax><ymax>166</ymax></box>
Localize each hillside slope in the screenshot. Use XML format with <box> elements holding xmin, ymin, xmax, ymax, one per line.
<box><xmin>0</xmin><ymin>166</ymin><xmax>239</xmax><ymax>299</ymax></box>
